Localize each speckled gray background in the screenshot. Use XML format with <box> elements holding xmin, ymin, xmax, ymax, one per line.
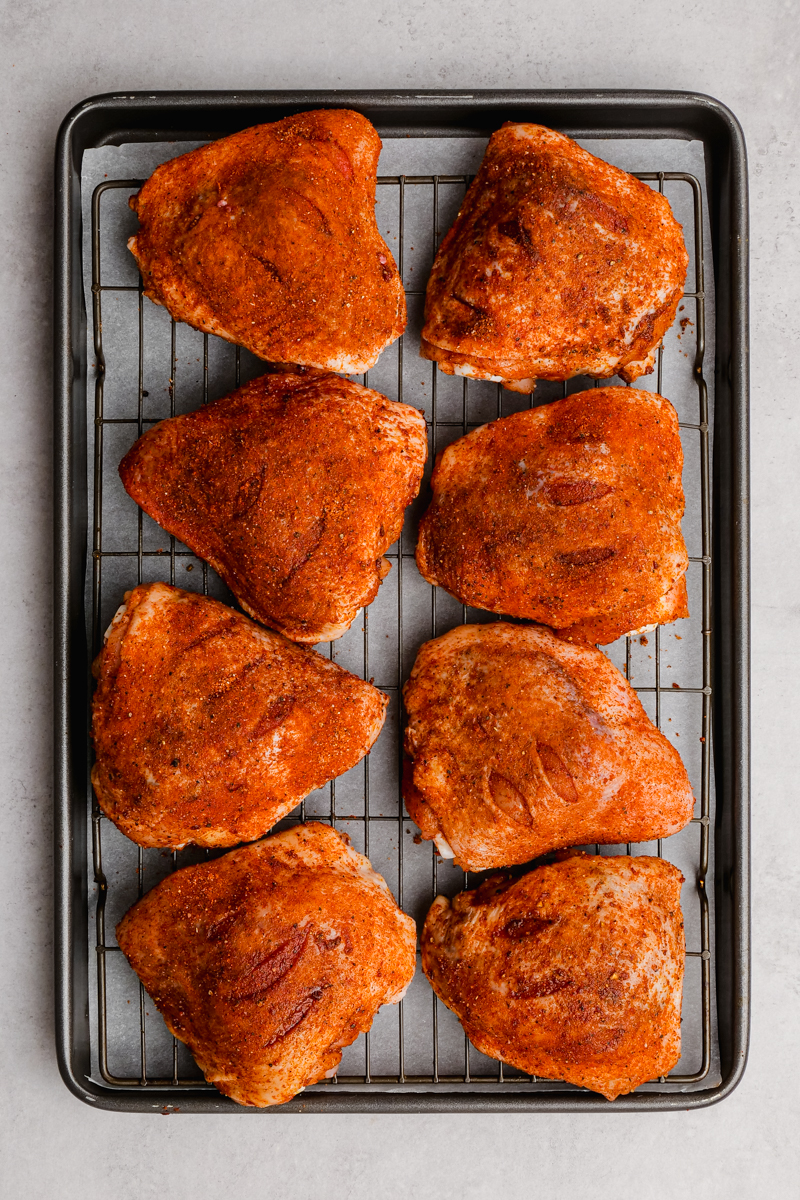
<box><xmin>1</xmin><ymin>2</ymin><xmax>797</xmax><ymax>1197</ymax></box>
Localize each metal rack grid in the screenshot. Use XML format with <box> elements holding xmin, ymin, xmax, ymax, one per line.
<box><xmin>87</xmin><ymin>163</ymin><xmax>713</xmax><ymax>1097</ymax></box>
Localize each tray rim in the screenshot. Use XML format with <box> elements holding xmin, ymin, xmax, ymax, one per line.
<box><xmin>54</xmin><ymin>87</ymin><xmax>750</xmax><ymax>1114</ymax></box>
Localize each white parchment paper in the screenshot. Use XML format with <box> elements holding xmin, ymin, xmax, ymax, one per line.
<box><xmin>81</xmin><ymin>129</ymin><xmax>720</xmax><ymax>1096</ymax></box>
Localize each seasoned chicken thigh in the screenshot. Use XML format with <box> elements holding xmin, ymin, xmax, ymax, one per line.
<box><xmin>128</xmin><ymin>109</ymin><xmax>406</xmax><ymax>373</ymax></box>
<box><xmin>92</xmin><ymin>584</ymin><xmax>387</xmax><ymax>848</ymax></box>
<box><xmin>117</xmin><ymin>823</ymin><xmax>417</xmax><ymax>1107</ymax></box>
<box><xmin>403</xmin><ymin>623</ymin><xmax>694</xmax><ymax>871</ymax></box>
<box><xmin>120</xmin><ymin>373</ymin><xmax>427</xmax><ymax>643</ymax></box>
<box><xmin>421</xmin><ymin>123</ymin><xmax>688</xmax><ymax>391</ymax></box>
<box><xmin>415</xmin><ymin>387</ymin><xmax>688</xmax><ymax>645</ymax></box>
<box><xmin>422</xmin><ymin>854</ymin><xmax>685</xmax><ymax>1100</ymax></box>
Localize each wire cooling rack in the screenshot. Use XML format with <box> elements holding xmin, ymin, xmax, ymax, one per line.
<box><xmin>86</xmin><ymin>159</ymin><xmax>715</xmax><ymax>1097</ymax></box>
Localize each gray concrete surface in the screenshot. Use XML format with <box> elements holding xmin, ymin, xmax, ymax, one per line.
<box><xmin>0</xmin><ymin>1</ymin><xmax>797</xmax><ymax>1196</ymax></box>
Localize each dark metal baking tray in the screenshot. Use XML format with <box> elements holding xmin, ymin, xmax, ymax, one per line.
<box><xmin>54</xmin><ymin>90</ymin><xmax>749</xmax><ymax>1112</ymax></box>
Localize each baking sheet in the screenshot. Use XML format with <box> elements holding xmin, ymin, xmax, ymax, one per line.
<box><xmin>80</xmin><ymin>130</ymin><xmax>721</xmax><ymax>1096</ymax></box>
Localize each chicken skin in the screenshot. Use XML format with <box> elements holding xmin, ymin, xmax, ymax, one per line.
<box><xmin>92</xmin><ymin>584</ymin><xmax>387</xmax><ymax>849</ymax></box>
<box><xmin>415</xmin><ymin>387</ymin><xmax>688</xmax><ymax>644</ymax></box>
<box><xmin>119</xmin><ymin>373</ymin><xmax>427</xmax><ymax>643</ymax></box>
<box><xmin>128</xmin><ymin>109</ymin><xmax>406</xmax><ymax>373</ymax></box>
<box><xmin>117</xmin><ymin>823</ymin><xmax>417</xmax><ymax>1107</ymax></box>
<box><xmin>403</xmin><ymin>624</ymin><xmax>694</xmax><ymax>871</ymax></box>
<box><xmin>421</xmin><ymin>123</ymin><xmax>688</xmax><ymax>392</ymax></box>
<box><xmin>422</xmin><ymin>854</ymin><xmax>684</xmax><ymax>1100</ymax></box>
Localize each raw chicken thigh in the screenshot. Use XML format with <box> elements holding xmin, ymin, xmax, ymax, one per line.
<box><xmin>415</xmin><ymin>387</ymin><xmax>688</xmax><ymax>645</ymax></box>
<box><xmin>422</xmin><ymin>854</ymin><xmax>685</xmax><ymax>1100</ymax></box>
<box><xmin>403</xmin><ymin>623</ymin><xmax>694</xmax><ymax>871</ymax></box>
<box><xmin>128</xmin><ymin>109</ymin><xmax>406</xmax><ymax>373</ymax></box>
<box><xmin>421</xmin><ymin>123</ymin><xmax>688</xmax><ymax>392</ymax></box>
<box><xmin>120</xmin><ymin>373</ymin><xmax>427</xmax><ymax>643</ymax></box>
<box><xmin>92</xmin><ymin>584</ymin><xmax>387</xmax><ymax>848</ymax></box>
<box><xmin>118</xmin><ymin>823</ymin><xmax>417</xmax><ymax>1106</ymax></box>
